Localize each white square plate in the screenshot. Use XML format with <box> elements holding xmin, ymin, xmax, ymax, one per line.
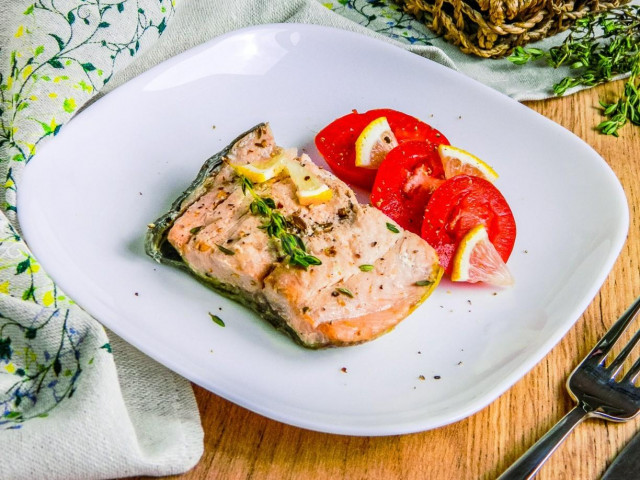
<box><xmin>19</xmin><ymin>24</ymin><xmax>628</xmax><ymax>435</ymax></box>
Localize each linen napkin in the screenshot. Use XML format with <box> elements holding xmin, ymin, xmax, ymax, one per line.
<box><xmin>0</xmin><ymin>0</ymin><xmax>620</xmax><ymax>479</ymax></box>
<box><xmin>0</xmin><ymin>2</ymin><xmax>204</xmax><ymax>479</ymax></box>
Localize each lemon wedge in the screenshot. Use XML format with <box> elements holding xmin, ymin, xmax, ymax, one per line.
<box><xmin>451</xmin><ymin>224</ymin><xmax>513</xmax><ymax>286</ymax></box>
<box><xmin>438</xmin><ymin>145</ymin><xmax>498</xmax><ymax>182</ymax></box>
<box><xmin>229</xmin><ymin>148</ymin><xmax>296</xmax><ymax>183</ymax></box>
<box><xmin>355</xmin><ymin>117</ymin><xmax>398</xmax><ymax>169</ymax></box>
<box><xmin>285</xmin><ymin>155</ymin><xmax>333</xmax><ymax>205</ymax></box>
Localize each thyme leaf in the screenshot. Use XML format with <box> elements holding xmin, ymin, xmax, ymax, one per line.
<box><xmin>386</xmin><ymin>222</ymin><xmax>400</xmax><ymax>233</ymax></box>
<box><xmin>335</xmin><ymin>287</ymin><xmax>354</xmax><ymax>298</ymax></box>
<box><xmin>239</xmin><ymin>175</ymin><xmax>322</xmax><ymax>269</ymax></box>
<box><xmin>209</xmin><ymin>313</ymin><xmax>225</xmax><ymax>327</ymax></box>
<box><xmin>508</xmin><ymin>5</ymin><xmax>640</xmax><ymax>136</ymax></box>
<box><xmin>216</xmin><ymin>244</ymin><xmax>235</xmax><ymax>256</ymax></box>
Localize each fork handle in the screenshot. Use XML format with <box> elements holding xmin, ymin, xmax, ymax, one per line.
<box><xmin>497</xmin><ymin>406</ymin><xmax>589</xmax><ymax>479</ymax></box>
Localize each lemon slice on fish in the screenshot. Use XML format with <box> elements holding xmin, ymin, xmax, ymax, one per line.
<box><xmin>229</xmin><ymin>148</ymin><xmax>296</xmax><ymax>183</ymax></box>
<box><xmin>451</xmin><ymin>225</ymin><xmax>513</xmax><ymax>286</ymax></box>
<box><xmin>355</xmin><ymin>117</ymin><xmax>398</xmax><ymax>169</ymax></box>
<box><xmin>438</xmin><ymin>145</ymin><xmax>498</xmax><ymax>182</ymax></box>
<box><xmin>285</xmin><ymin>155</ymin><xmax>333</xmax><ymax>205</ymax></box>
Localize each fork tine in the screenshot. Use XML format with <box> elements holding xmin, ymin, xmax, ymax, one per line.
<box><xmin>585</xmin><ymin>295</ymin><xmax>640</xmax><ymax>365</ymax></box>
<box><xmin>621</xmin><ymin>353</ymin><xmax>640</xmax><ymax>384</ymax></box>
<box><xmin>607</xmin><ymin>326</ymin><xmax>640</xmax><ymax>378</ymax></box>
<box><xmin>499</xmin><ymin>295</ymin><xmax>640</xmax><ymax>479</ymax></box>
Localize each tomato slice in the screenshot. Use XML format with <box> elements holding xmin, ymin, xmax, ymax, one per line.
<box><xmin>315</xmin><ymin>109</ymin><xmax>448</xmax><ymax>189</ymax></box>
<box><xmin>371</xmin><ymin>140</ymin><xmax>446</xmax><ymax>234</ymax></box>
<box><xmin>421</xmin><ymin>175</ymin><xmax>516</xmax><ymax>273</ymax></box>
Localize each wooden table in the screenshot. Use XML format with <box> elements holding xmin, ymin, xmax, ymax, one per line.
<box><xmin>140</xmin><ymin>80</ymin><xmax>640</xmax><ymax>480</ymax></box>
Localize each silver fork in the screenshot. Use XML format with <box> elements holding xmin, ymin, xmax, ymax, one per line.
<box><xmin>498</xmin><ymin>295</ymin><xmax>640</xmax><ymax>479</ymax></box>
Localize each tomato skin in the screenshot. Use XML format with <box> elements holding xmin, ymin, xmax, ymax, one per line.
<box><xmin>421</xmin><ymin>175</ymin><xmax>516</xmax><ymax>273</ymax></box>
<box><xmin>315</xmin><ymin>109</ymin><xmax>448</xmax><ymax>189</ymax></box>
<box><xmin>367</xmin><ymin>109</ymin><xmax>447</xmax><ymax>145</ymax></box>
<box><xmin>370</xmin><ymin>140</ymin><xmax>446</xmax><ymax>234</ymax></box>
<box><xmin>315</xmin><ymin>111</ymin><xmax>376</xmax><ymax>188</ymax></box>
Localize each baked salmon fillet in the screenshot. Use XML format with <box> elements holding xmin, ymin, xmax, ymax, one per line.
<box><xmin>145</xmin><ymin>124</ymin><xmax>442</xmax><ymax>348</ymax></box>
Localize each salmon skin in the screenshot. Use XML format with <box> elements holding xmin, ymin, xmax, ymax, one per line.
<box><xmin>145</xmin><ymin>123</ymin><xmax>442</xmax><ymax>348</ymax></box>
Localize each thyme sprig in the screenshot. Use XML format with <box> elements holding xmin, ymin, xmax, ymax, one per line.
<box><xmin>240</xmin><ymin>176</ymin><xmax>322</xmax><ymax>269</ymax></box>
<box><xmin>509</xmin><ymin>5</ymin><xmax>640</xmax><ymax>136</ymax></box>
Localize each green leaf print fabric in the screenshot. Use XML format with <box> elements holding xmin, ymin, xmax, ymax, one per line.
<box><xmin>0</xmin><ymin>1</ymin><xmax>203</xmax><ymax>478</ymax></box>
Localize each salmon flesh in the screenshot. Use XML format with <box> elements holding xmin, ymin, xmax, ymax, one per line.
<box><xmin>145</xmin><ymin>123</ymin><xmax>442</xmax><ymax>348</ymax></box>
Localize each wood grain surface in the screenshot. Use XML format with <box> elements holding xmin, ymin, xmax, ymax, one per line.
<box><xmin>133</xmin><ymin>79</ymin><xmax>640</xmax><ymax>480</ymax></box>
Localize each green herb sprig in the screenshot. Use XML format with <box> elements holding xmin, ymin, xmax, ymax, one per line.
<box><xmin>509</xmin><ymin>5</ymin><xmax>640</xmax><ymax>136</ymax></box>
<box><xmin>240</xmin><ymin>176</ymin><xmax>322</xmax><ymax>269</ymax></box>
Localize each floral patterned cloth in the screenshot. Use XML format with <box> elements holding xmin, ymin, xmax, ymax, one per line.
<box><xmin>0</xmin><ymin>0</ymin><xmax>170</xmax><ymax>416</ymax></box>
<box><xmin>0</xmin><ymin>1</ymin><xmax>204</xmax><ymax>479</ymax></box>
<box><xmin>0</xmin><ymin>0</ymin><xmax>605</xmax><ymax>478</ymax></box>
